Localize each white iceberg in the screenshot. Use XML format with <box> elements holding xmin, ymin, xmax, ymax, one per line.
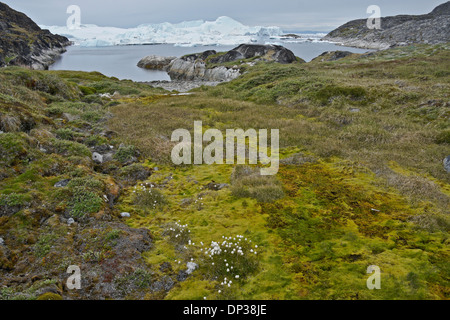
<box><xmin>41</xmin><ymin>16</ymin><xmax>284</xmax><ymax>47</ymax></box>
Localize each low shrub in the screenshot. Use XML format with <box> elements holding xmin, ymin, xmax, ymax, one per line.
<box><xmin>230</xmin><ymin>166</ymin><xmax>284</xmax><ymax>203</ymax></box>
<box><xmin>69</xmin><ymin>187</ymin><xmax>103</xmax><ymax>217</ymax></box>
<box><xmin>133</xmin><ymin>185</ymin><xmax>167</xmax><ymax>210</ymax></box>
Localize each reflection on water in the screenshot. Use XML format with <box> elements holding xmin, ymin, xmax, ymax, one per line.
<box><xmin>50</xmin><ymin>43</ymin><xmax>369</xmax><ymax>82</ymax></box>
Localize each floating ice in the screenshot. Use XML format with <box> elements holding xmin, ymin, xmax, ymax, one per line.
<box><xmin>41</xmin><ymin>16</ymin><xmax>285</xmax><ymax>47</ymax></box>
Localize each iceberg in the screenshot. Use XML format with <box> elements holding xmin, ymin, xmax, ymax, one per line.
<box><xmin>41</xmin><ymin>16</ymin><xmax>284</xmax><ymax>47</ymax></box>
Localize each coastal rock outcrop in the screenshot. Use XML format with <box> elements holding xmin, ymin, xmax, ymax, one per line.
<box><xmin>165</xmin><ymin>50</ymin><xmax>238</xmax><ymax>82</ymax></box>
<box><xmin>311</xmin><ymin>51</ymin><xmax>354</xmax><ymax>62</ymax></box>
<box><xmin>159</xmin><ymin>44</ymin><xmax>299</xmax><ymax>82</ymax></box>
<box><xmin>0</xmin><ymin>2</ymin><xmax>70</xmax><ymax>70</ymax></box>
<box><xmin>137</xmin><ymin>55</ymin><xmax>176</xmax><ymax>70</ymax></box>
<box><xmin>323</xmin><ymin>1</ymin><xmax>450</xmax><ymax>50</ymax></box>
<box><xmin>209</xmin><ymin>44</ymin><xmax>297</xmax><ymax>64</ymax></box>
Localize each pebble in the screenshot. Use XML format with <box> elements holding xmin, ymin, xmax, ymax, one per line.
<box><xmin>120</xmin><ymin>212</ymin><xmax>131</xmax><ymax>218</ymax></box>
<box><xmin>186</xmin><ymin>262</ymin><xmax>199</xmax><ymax>274</ymax></box>
<box><xmin>92</xmin><ymin>152</ymin><xmax>103</xmax><ymax>164</ymax></box>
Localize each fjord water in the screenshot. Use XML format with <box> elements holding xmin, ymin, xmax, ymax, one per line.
<box><xmin>49</xmin><ymin>42</ymin><xmax>369</xmax><ymax>82</ymax></box>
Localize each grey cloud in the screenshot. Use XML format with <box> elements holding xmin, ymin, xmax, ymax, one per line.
<box><xmin>1</xmin><ymin>0</ymin><xmax>445</xmax><ymax>31</ymax></box>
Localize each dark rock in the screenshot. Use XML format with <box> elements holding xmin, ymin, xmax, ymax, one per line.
<box><xmin>205</xmin><ymin>181</ymin><xmax>229</xmax><ymax>191</ymax></box>
<box><xmin>281</xmin><ymin>34</ymin><xmax>301</xmax><ymax>39</ymax></box>
<box><xmin>210</xmin><ymin>50</ymin><xmax>244</xmax><ymax>64</ymax></box>
<box><xmin>160</xmin><ymin>262</ymin><xmax>173</xmax><ymax>273</ymax></box>
<box><xmin>93</xmin><ymin>145</ymin><xmax>112</xmax><ymax>154</ymax></box>
<box><xmin>209</xmin><ymin>44</ymin><xmax>298</xmax><ymax>64</ymax></box>
<box><xmin>54</xmin><ymin>179</ymin><xmax>70</xmax><ymax>188</ymax></box>
<box><xmin>176</xmin><ymin>270</ymin><xmax>189</xmax><ymax>282</ymax></box>
<box><xmin>0</xmin><ymin>204</ymin><xmax>23</xmax><ymax>217</ymax></box>
<box><xmin>182</xmin><ymin>50</ymin><xmax>217</xmax><ymax>62</ymax></box>
<box><xmin>151</xmin><ymin>276</ymin><xmax>174</xmax><ymax>292</ymax></box>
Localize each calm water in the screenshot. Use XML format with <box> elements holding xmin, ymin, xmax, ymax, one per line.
<box><xmin>50</xmin><ymin>43</ymin><xmax>369</xmax><ymax>82</ymax></box>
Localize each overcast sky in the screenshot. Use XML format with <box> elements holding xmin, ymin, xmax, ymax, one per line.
<box><xmin>2</xmin><ymin>0</ymin><xmax>445</xmax><ymax>31</ymax></box>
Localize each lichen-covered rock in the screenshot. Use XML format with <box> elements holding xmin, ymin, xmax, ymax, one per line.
<box><xmin>209</xmin><ymin>44</ymin><xmax>298</xmax><ymax>64</ymax></box>
<box><xmin>167</xmin><ymin>57</ymin><xmax>241</xmax><ymax>82</ymax></box>
<box><xmin>137</xmin><ymin>55</ymin><xmax>176</xmax><ymax>70</ymax></box>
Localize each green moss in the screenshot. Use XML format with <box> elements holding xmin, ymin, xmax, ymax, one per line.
<box><xmin>314</xmin><ymin>85</ymin><xmax>367</xmax><ymax>105</ymax></box>
<box><xmin>0</xmin><ymin>133</ymin><xmax>28</xmax><ymax>166</ymax></box>
<box><xmin>133</xmin><ymin>187</ymin><xmax>167</xmax><ymax>211</ymax></box>
<box><xmin>105</xmin><ymin>229</ymin><xmax>121</xmax><ymax>241</ymax></box>
<box><xmin>78</xmin><ymin>85</ymin><xmax>97</xmax><ymax>95</ymax></box>
<box><xmin>0</xmin><ymin>192</ymin><xmax>29</xmax><ymax>207</ymax></box>
<box><xmin>67</xmin><ymin>177</ymin><xmax>104</xmax><ymax>190</ymax></box>
<box><xmin>231</xmin><ymin>166</ymin><xmax>284</xmax><ymax>203</ymax></box>
<box><xmin>54</xmin><ymin>128</ymin><xmax>79</xmax><ymax>140</ymax></box>
<box><xmin>435</xmin><ymin>129</ymin><xmax>450</xmax><ymax>144</ymax></box>
<box><xmin>49</xmin><ymin>138</ymin><xmax>91</xmax><ymax>157</ymax></box>
<box><xmin>84</xmin><ymin>134</ymin><xmax>108</xmax><ymax>147</ymax></box>
<box><xmin>34</xmin><ymin>233</ymin><xmax>58</xmax><ymax>258</ymax></box>
<box><xmin>81</xmin><ymin>110</ymin><xmax>103</xmax><ymax>123</ymax></box>
<box><xmin>36</xmin><ymin>292</ymin><xmax>63</xmax><ymax>300</ymax></box>
<box><xmin>69</xmin><ymin>187</ymin><xmax>103</xmax><ymax>217</ymax></box>
<box><xmin>114</xmin><ymin>145</ymin><xmax>137</xmax><ymax>163</ymax></box>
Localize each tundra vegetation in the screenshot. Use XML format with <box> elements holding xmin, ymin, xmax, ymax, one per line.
<box><xmin>0</xmin><ymin>44</ymin><xmax>449</xmax><ymax>300</ymax></box>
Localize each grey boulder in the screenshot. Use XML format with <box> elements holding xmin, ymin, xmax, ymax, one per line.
<box><xmin>444</xmin><ymin>156</ymin><xmax>450</xmax><ymax>173</ymax></box>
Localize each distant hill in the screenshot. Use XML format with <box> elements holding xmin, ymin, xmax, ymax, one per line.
<box><xmin>323</xmin><ymin>1</ymin><xmax>450</xmax><ymax>49</ymax></box>
<box><xmin>0</xmin><ymin>2</ymin><xmax>69</xmax><ymax>69</ymax></box>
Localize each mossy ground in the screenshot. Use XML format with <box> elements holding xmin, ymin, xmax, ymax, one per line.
<box><xmin>0</xmin><ymin>44</ymin><xmax>449</xmax><ymax>300</ymax></box>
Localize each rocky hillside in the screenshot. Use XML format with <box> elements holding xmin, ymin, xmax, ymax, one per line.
<box><xmin>0</xmin><ymin>43</ymin><xmax>449</xmax><ymax>300</ymax></box>
<box><xmin>323</xmin><ymin>1</ymin><xmax>450</xmax><ymax>49</ymax></box>
<box><xmin>0</xmin><ymin>2</ymin><xmax>70</xmax><ymax>70</ymax></box>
